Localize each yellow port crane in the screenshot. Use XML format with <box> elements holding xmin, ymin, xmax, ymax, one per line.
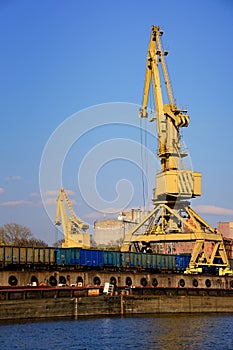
<box><xmin>55</xmin><ymin>188</ymin><xmax>91</xmax><ymax>248</ymax></box>
<box><xmin>121</xmin><ymin>25</ymin><xmax>232</xmax><ymax>275</ymax></box>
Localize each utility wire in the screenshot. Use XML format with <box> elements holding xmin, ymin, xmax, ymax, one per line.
<box><xmin>140</xmin><ymin>116</ymin><xmax>149</xmax><ymax>211</ymax></box>
<box><xmin>140</xmin><ymin>117</ymin><xmax>146</xmax><ymax>210</ymax></box>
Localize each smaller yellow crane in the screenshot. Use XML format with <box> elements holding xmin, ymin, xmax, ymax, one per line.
<box><xmin>55</xmin><ymin>188</ymin><xmax>91</xmax><ymax>248</ymax></box>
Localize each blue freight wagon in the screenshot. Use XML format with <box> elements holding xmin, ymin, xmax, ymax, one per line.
<box><xmin>103</xmin><ymin>250</ymin><xmax>122</xmax><ymax>268</ymax></box>
<box><xmin>80</xmin><ymin>249</ymin><xmax>104</xmax><ymax>267</ymax></box>
<box><xmin>55</xmin><ymin>248</ymin><xmax>81</xmax><ymax>265</ymax></box>
<box><xmin>175</xmin><ymin>254</ymin><xmax>191</xmax><ymax>271</ymax></box>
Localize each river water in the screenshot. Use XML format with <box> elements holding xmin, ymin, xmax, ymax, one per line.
<box><xmin>0</xmin><ymin>314</ymin><xmax>233</xmax><ymax>349</ymax></box>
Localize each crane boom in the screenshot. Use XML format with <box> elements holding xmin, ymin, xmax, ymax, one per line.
<box><xmin>140</xmin><ymin>25</ymin><xmax>199</xmax><ymax>199</ymax></box>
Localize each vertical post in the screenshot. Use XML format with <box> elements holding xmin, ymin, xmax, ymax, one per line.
<box><xmin>74</xmin><ymin>297</ymin><xmax>78</xmax><ymax>320</ymax></box>
<box><xmin>120</xmin><ymin>294</ymin><xmax>124</xmax><ymax>315</ymax></box>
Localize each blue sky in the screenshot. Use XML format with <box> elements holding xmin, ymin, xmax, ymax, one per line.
<box><xmin>0</xmin><ymin>0</ymin><xmax>233</xmax><ymax>245</ymax></box>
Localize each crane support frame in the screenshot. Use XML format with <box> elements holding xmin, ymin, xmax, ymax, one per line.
<box><xmin>121</xmin><ymin>201</ymin><xmax>232</xmax><ymax>275</ymax></box>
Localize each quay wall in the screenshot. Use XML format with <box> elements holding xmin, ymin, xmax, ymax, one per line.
<box><xmin>1</xmin><ymin>287</ymin><xmax>233</xmax><ymax>321</ymax></box>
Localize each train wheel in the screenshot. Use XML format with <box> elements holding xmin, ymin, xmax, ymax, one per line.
<box><xmin>110</xmin><ymin>276</ymin><xmax>117</xmax><ymax>286</ymax></box>
<box><xmin>77</xmin><ymin>276</ymin><xmax>83</xmax><ymax>286</ymax></box>
<box><xmin>205</xmin><ymin>279</ymin><xmax>211</xmax><ymax>288</ymax></box>
<box><xmin>125</xmin><ymin>277</ymin><xmax>132</xmax><ymax>287</ymax></box>
<box><xmin>49</xmin><ymin>275</ymin><xmax>57</xmax><ymax>287</ymax></box>
<box><xmin>93</xmin><ymin>276</ymin><xmax>101</xmax><ymax>285</ymax></box>
<box><xmin>140</xmin><ymin>277</ymin><xmax>148</xmax><ymax>287</ymax></box>
<box><xmin>59</xmin><ymin>275</ymin><xmax>66</xmax><ymax>285</ymax></box>
<box><xmin>152</xmin><ymin>278</ymin><xmax>158</xmax><ymax>287</ymax></box>
<box><xmin>179</xmin><ymin>278</ymin><xmax>185</xmax><ymax>287</ymax></box>
<box><xmin>31</xmin><ymin>275</ymin><xmax>38</xmax><ymax>286</ymax></box>
<box><xmin>193</xmin><ymin>279</ymin><xmax>198</xmax><ymax>287</ymax></box>
<box><xmin>8</xmin><ymin>275</ymin><xmax>18</xmax><ymax>286</ymax></box>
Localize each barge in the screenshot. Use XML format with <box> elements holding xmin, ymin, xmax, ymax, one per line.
<box><xmin>1</xmin><ymin>271</ymin><xmax>233</xmax><ymax>321</ymax></box>
<box><xmin>1</xmin><ymin>283</ymin><xmax>233</xmax><ymax>321</ymax></box>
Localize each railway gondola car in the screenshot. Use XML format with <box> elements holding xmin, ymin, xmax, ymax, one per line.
<box><xmin>55</xmin><ymin>248</ymin><xmax>81</xmax><ymax>266</ymax></box>
<box><xmin>0</xmin><ymin>245</ymin><xmax>55</xmax><ymax>269</ymax></box>
<box><xmin>1</xmin><ymin>245</ymin><xmax>232</xmax><ymax>275</ymax></box>
<box><xmin>80</xmin><ymin>249</ymin><xmax>104</xmax><ymax>267</ymax></box>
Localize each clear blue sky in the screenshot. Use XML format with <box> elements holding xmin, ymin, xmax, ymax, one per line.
<box><xmin>0</xmin><ymin>0</ymin><xmax>233</xmax><ymax>245</ymax></box>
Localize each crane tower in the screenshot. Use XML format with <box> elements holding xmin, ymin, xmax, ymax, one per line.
<box><xmin>121</xmin><ymin>26</ymin><xmax>232</xmax><ymax>276</ymax></box>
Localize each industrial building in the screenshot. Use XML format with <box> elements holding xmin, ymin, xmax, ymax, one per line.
<box><xmin>218</xmin><ymin>222</ymin><xmax>233</xmax><ymax>239</ymax></box>
<box><xmin>94</xmin><ymin>209</ymin><xmax>149</xmax><ymax>248</ymax></box>
<box><xmin>218</xmin><ymin>222</ymin><xmax>233</xmax><ymax>259</ymax></box>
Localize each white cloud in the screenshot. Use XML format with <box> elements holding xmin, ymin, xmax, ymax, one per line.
<box><xmin>30</xmin><ymin>192</ymin><xmax>40</xmax><ymax>197</ymax></box>
<box><xmin>85</xmin><ymin>211</ymin><xmax>106</xmax><ymax>220</ymax></box>
<box><xmin>44</xmin><ymin>190</ymin><xmax>59</xmax><ymax>196</ymax></box>
<box><xmin>5</xmin><ymin>175</ymin><xmax>22</xmax><ymax>181</ymax></box>
<box><xmin>85</xmin><ymin>209</ymin><xmax>119</xmax><ymax>220</ymax></box>
<box><xmin>85</xmin><ymin>205</ymin><xmax>151</xmax><ymax>221</ymax></box>
<box><xmin>65</xmin><ymin>189</ymin><xmax>75</xmax><ymax>196</ymax></box>
<box><xmin>0</xmin><ymin>187</ymin><xmax>4</xmax><ymax>194</ymax></box>
<box><xmin>42</xmin><ymin>189</ymin><xmax>77</xmax><ymax>206</ymax></box>
<box><xmin>194</xmin><ymin>205</ymin><xmax>233</xmax><ymax>216</ymax></box>
<box><xmin>44</xmin><ymin>189</ymin><xmax>75</xmax><ymax>197</ymax></box>
<box><xmin>0</xmin><ymin>200</ymin><xmax>34</xmax><ymax>207</ymax></box>
<box><xmin>43</xmin><ymin>197</ymin><xmax>77</xmax><ymax>206</ymax></box>
<box><xmin>43</xmin><ymin>197</ymin><xmax>57</xmax><ymax>205</ymax></box>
